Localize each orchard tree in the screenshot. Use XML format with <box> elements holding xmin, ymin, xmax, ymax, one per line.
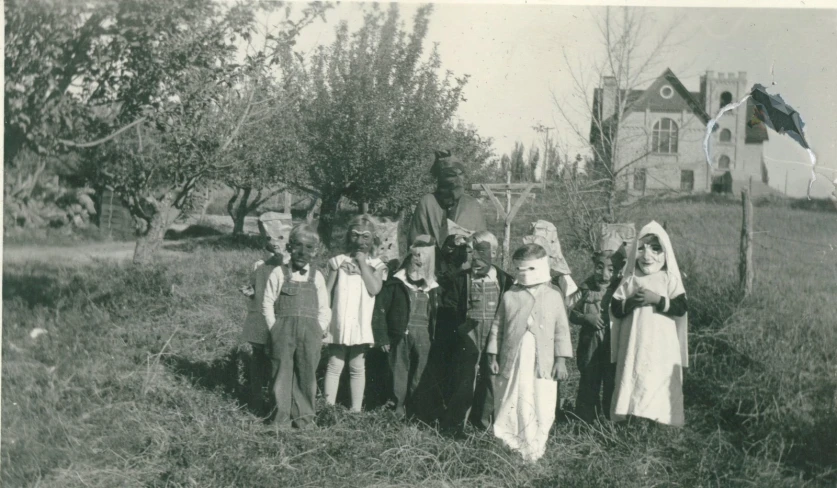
<box><xmin>302</xmin><ymin>4</ymin><xmax>468</xmax><ymax>245</ymax></box>
<box><xmin>73</xmin><ymin>0</ymin><xmax>330</xmax><ymax>263</ymax></box>
<box><xmin>4</xmin><ymin>0</ymin><xmax>116</xmax><ymax>166</ymax></box>
<box><xmin>222</xmin><ymin>72</ymin><xmax>312</xmax><ymax>235</ymax></box>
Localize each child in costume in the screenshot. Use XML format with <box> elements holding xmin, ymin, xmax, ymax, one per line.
<box><xmin>262</xmin><ymin>224</ymin><xmax>331</xmax><ymax>428</ymax></box>
<box><xmin>522</xmin><ymin>220</ymin><xmax>579</xmax><ymax>307</ymax></box>
<box><xmin>372</xmin><ymin>235</ymin><xmax>440</xmax><ymax>419</ymax></box>
<box><xmin>323</xmin><ymin>215</ymin><xmax>388</xmax><ymax>412</ymax></box>
<box><xmin>487</xmin><ymin>243</ymin><xmax>573</xmax><ymax>462</ymax></box>
<box><xmin>442</xmin><ymin>231</ymin><xmax>514</xmax><ymax>435</ymax></box>
<box><xmin>240</xmin><ymin>238</ymin><xmax>284</xmax><ymax>417</ymax></box>
<box><xmin>609</xmin><ymin>221</ymin><xmax>689</xmax><ymax>426</ymax></box>
<box><xmin>570</xmin><ymin>249</ymin><xmax>617</xmax><ymax>423</ymax></box>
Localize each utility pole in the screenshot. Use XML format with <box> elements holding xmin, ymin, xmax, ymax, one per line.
<box><xmin>532</xmin><ymin>123</ymin><xmax>553</xmax><ymax>184</ymax></box>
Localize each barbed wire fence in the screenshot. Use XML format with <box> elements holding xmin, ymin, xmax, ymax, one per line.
<box><xmin>473</xmin><ymin>173</ymin><xmax>835</xmax><ymax>295</ymax></box>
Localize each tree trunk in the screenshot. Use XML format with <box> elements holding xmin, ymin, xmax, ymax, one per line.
<box><xmin>232</xmin><ymin>187</ymin><xmax>252</xmax><ymax>235</ymax></box>
<box><xmin>306</xmin><ymin>197</ymin><xmax>321</xmax><ymax>223</ymax></box>
<box><xmin>133</xmin><ymin>195</ymin><xmax>174</xmax><ymax>265</ymax></box>
<box><xmin>317</xmin><ymin>191</ymin><xmax>342</xmax><ymax>247</ymax></box>
<box><xmin>198</xmin><ymin>187</ymin><xmax>212</xmax><ymax>224</ymax></box>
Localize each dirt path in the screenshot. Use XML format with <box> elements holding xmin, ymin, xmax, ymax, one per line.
<box><xmin>2</xmin><ymin>241</ymin><xmax>188</xmax><ymax>265</ymax></box>
<box><xmin>2</xmin><ymin>215</ymin><xmax>254</xmax><ymax>266</ymax></box>
<box><xmin>3</xmin><ymin>241</ymin><xmax>136</xmax><ymax>265</ymax></box>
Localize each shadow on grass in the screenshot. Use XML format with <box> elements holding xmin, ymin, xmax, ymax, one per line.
<box><xmin>164</xmin><ymin>224</ymin><xmax>225</xmax><ymax>241</ymax></box>
<box><xmin>163</xmin><ymin>348</ymin><xmax>247</xmax><ymax>406</ymax></box>
<box><xmin>163</xmin><ymin>233</ymin><xmax>265</xmax><ymax>253</ymax></box>
<box><xmin>2</xmin><ymin>272</ymin><xmax>62</xmax><ymax>309</ymax></box>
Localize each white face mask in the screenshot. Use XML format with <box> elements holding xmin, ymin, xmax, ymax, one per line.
<box><xmin>407</xmin><ymin>246</ymin><xmax>435</xmax><ymax>283</ymax></box>
<box><xmin>514</xmin><ymin>256</ymin><xmax>551</xmax><ymax>286</ymax></box>
<box><xmin>635</xmin><ymin>236</ymin><xmax>666</xmax><ymax>275</ymax></box>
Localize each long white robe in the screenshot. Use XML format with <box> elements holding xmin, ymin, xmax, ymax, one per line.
<box><xmin>494</xmin><ymin>329</ymin><xmax>557</xmax><ymax>462</ymax></box>
<box><xmin>610</xmin><ymin>271</ymin><xmax>685</xmax><ymax>426</ymax></box>
<box><xmin>610</xmin><ymin>221</ymin><xmax>688</xmax><ymax>427</ymax></box>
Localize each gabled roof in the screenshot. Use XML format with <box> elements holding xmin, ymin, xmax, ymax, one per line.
<box><xmin>590</xmin><ymin>69</ymin><xmax>714</xmax><ymax>144</ymax></box>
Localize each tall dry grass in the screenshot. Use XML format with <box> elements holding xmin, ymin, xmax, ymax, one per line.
<box><xmin>2</xmin><ymin>197</ymin><xmax>835</xmax><ymax>486</ymax></box>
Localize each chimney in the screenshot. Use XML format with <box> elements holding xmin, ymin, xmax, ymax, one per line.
<box><xmin>601</xmin><ymin>76</ymin><xmax>617</xmax><ymax>121</ymax></box>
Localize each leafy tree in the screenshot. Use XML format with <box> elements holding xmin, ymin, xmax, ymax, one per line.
<box><xmin>73</xmin><ymin>0</ymin><xmax>329</xmax><ymax>263</ymax></box>
<box><xmin>217</xmin><ymin>60</ymin><xmax>314</xmax><ymax>235</ymax></box>
<box><xmin>302</xmin><ymin>4</ymin><xmax>468</xmax><ymax>245</ymax></box>
<box><xmin>509</xmin><ymin>142</ymin><xmax>526</xmax><ymax>182</ymax></box>
<box><xmin>4</xmin><ymin>0</ymin><xmax>115</xmax><ymax>165</ymax></box>
<box><xmin>526</xmin><ymin>146</ymin><xmax>539</xmax><ymax>182</ymax></box>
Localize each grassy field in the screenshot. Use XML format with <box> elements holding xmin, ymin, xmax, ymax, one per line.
<box><xmin>3</xmin><ymin>195</ymin><xmax>836</xmax><ymax>487</ymax></box>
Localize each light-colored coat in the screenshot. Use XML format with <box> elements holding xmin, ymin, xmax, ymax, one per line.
<box><xmin>487</xmin><ymin>283</ymin><xmax>573</xmax><ymax>380</ymax></box>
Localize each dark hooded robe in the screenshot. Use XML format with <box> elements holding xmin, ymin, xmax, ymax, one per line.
<box><xmin>408</xmin><ymin>150</ymin><xmax>487</xmax><ymax>248</ymax></box>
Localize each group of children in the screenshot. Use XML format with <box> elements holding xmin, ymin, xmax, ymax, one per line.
<box><xmin>240</xmin><ymin>216</ymin><xmax>689</xmax><ymax>462</ymax></box>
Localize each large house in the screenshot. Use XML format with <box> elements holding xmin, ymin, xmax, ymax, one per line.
<box><xmin>589</xmin><ymin>69</ymin><xmax>772</xmax><ymax>195</ymax></box>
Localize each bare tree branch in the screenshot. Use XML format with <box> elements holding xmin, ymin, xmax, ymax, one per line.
<box><xmin>59</xmin><ymin>117</ymin><xmax>147</xmax><ymax>148</ymax></box>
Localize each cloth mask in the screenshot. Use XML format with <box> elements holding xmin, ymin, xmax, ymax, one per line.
<box><xmin>636</xmin><ymin>236</ymin><xmax>666</xmax><ymax>275</ymax></box>
<box><xmin>514</xmin><ymin>256</ymin><xmax>551</xmax><ymax>286</ymax></box>
<box><xmin>471</xmin><ymin>241</ymin><xmax>493</xmax><ymax>275</ymax></box>
<box><xmin>407</xmin><ymin>245</ymin><xmax>436</xmax><ymax>284</ymax></box>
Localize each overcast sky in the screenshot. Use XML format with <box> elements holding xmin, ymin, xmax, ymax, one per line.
<box><xmin>275</xmin><ymin>1</ymin><xmax>837</xmax><ymax>198</ymax></box>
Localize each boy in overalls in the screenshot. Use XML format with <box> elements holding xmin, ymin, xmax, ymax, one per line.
<box><xmin>442</xmin><ymin>231</ymin><xmax>514</xmax><ymax>436</ymax></box>
<box><xmin>262</xmin><ymin>224</ymin><xmax>331</xmax><ymax>428</ymax></box>
<box><xmin>372</xmin><ymin>235</ymin><xmax>440</xmax><ymax>419</ymax></box>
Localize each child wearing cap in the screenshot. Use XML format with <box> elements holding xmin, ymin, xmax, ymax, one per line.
<box><xmin>487</xmin><ymin>243</ymin><xmax>573</xmax><ymax>462</ymax></box>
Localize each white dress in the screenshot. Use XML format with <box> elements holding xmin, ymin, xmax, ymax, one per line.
<box><xmin>610</xmin><ymin>271</ymin><xmax>686</xmax><ymax>426</ymax></box>
<box><xmin>493</xmin><ymin>319</ymin><xmax>557</xmax><ymax>463</ymax></box>
<box><xmin>325</xmin><ymin>254</ymin><xmax>387</xmax><ymax>346</ymax></box>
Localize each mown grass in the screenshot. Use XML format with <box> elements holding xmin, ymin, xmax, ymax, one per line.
<box><xmin>3</xmin><ymin>197</ymin><xmax>836</xmax><ymax>487</ymax></box>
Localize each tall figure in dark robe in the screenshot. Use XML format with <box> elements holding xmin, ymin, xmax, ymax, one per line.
<box><xmin>408</xmin><ymin>150</ymin><xmax>487</xmax><ymax>249</ymax></box>
<box><xmin>408</xmin><ymin>150</ymin><xmax>488</xmax><ymax>420</ymax></box>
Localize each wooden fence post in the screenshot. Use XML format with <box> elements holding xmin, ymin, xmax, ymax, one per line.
<box><xmin>739</xmin><ymin>190</ymin><xmax>754</xmax><ymax>296</ymax></box>
<box><xmin>503</xmin><ymin>171</ymin><xmax>512</xmax><ymax>269</ymax></box>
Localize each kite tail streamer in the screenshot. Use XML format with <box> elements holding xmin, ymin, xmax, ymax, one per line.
<box><xmin>703</xmin><ymin>94</ymin><xmax>751</xmax><ymax>169</ymax></box>
<box><xmin>805</xmin><ymin>148</ymin><xmax>818</xmax><ymax>200</ymax></box>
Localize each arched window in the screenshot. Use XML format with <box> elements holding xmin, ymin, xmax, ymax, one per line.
<box><xmin>652</xmin><ymin>118</ymin><xmax>678</xmax><ymax>154</ymax></box>
<box><xmin>719</xmin><ymin>155</ymin><xmax>731</xmax><ymax>170</ymax></box>
<box><xmin>720</xmin><ymin>91</ymin><xmax>733</xmax><ymax>107</ymax></box>
<box><xmin>720</xmin><ymin>129</ymin><xmax>732</xmax><ymax>142</ymax></box>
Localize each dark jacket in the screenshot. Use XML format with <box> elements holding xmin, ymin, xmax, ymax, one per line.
<box><xmin>439</xmin><ymin>265</ymin><xmax>515</xmax><ymax>336</ymax></box>
<box><xmin>569</xmin><ymin>276</ymin><xmax>615</xmax><ymax>370</ymax></box>
<box><xmin>371</xmin><ymin>274</ymin><xmax>440</xmax><ymax>346</ymax></box>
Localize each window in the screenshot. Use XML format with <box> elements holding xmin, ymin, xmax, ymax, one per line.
<box><xmin>660</xmin><ymin>85</ymin><xmax>674</xmax><ymax>99</ymax></box>
<box><xmin>720</xmin><ymin>91</ymin><xmax>733</xmax><ymax>107</ymax></box>
<box><xmin>652</xmin><ymin>118</ymin><xmax>679</xmax><ymax>154</ymax></box>
<box><xmin>719</xmin><ymin>155</ymin><xmax>731</xmax><ymax>170</ymax></box>
<box><xmin>720</xmin><ymin>129</ymin><xmax>732</xmax><ymax>142</ymax></box>
<box><xmin>633</xmin><ymin>169</ymin><xmax>646</xmax><ymax>192</ymax></box>
<box><xmin>680</xmin><ymin>170</ymin><xmax>694</xmax><ymax>191</ymax></box>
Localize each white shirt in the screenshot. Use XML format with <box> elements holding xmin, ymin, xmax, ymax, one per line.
<box><xmin>262</xmin><ymin>263</ymin><xmax>331</xmax><ymax>331</ymax></box>
<box><xmin>393</xmin><ymin>268</ymin><xmax>438</xmax><ymax>292</ymax></box>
